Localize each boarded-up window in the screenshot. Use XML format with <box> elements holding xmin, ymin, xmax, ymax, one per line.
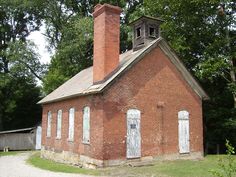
<box><xmin>56</xmin><ymin>110</ymin><xmax>62</xmax><ymax>139</ymax></box>
<box><xmin>126</xmin><ymin>109</ymin><xmax>141</xmax><ymax>158</ymax></box>
<box><xmin>68</xmin><ymin>108</ymin><xmax>75</xmax><ymax>141</ymax></box>
<box><xmin>83</xmin><ymin>106</ymin><xmax>90</xmax><ymax>144</ymax></box>
<box><xmin>47</xmin><ymin>111</ymin><xmax>52</xmax><ymax>137</ymax></box>
<box><xmin>178</xmin><ymin>110</ymin><xmax>190</xmax><ymax>153</ymax></box>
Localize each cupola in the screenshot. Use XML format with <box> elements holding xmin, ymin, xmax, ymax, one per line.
<box><xmin>130</xmin><ymin>16</ymin><xmax>164</xmax><ymax>51</ymax></box>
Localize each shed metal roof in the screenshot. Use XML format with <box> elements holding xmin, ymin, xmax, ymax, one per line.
<box><xmin>38</xmin><ymin>38</ymin><xmax>209</xmax><ymax>104</ymax></box>
<box><xmin>0</xmin><ymin>127</ymin><xmax>35</xmax><ymax>134</ymax></box>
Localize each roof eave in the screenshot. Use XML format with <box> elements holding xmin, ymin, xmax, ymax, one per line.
<box><xmin>38</xmin><ymin>38</ymin><xmax>163</xmax><ymax>105</ymax></box>
<box><xmin>38</xmin><ymin>90</ymin><xmax>102</xmax><ymax>105</ymax></box>
<box><xmin>39</xmin><ymin>37</ymin><xmax>209</xmax><ymax>104</ymax></box>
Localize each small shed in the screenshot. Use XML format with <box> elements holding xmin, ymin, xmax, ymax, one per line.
<box><xmin>0</xmin><ymin>126</ymin><xmax>42</xmax><ymax>151</ymax></box>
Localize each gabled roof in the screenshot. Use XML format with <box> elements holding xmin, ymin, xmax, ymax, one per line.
<box><xmin>38</xmin><ymin>38</ymin><xmax>209</xmax><ymax>104</ymax></box>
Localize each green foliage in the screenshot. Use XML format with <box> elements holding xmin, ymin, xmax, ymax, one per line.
<box><xmin>42</xmin><ymin>0</ymin><xmax>142</xmax><ymax>93</ymax></box>
<box><xmin>0</xmin><ymin>74</ymin><xmax>42</xmax><ymax>130</ymax></box>
<box><xmin>0</xmin><ymin>0</ymin><xmax>43</xmax><ymax>42</ymax></box>
<box><xmin>0</xmin><ymin>0</ymin><xmax>44</xmax><ymax>131</ymax></box>
<box><xmin>0</xmin><ymin>41</ymin><xmax>43</xmax><ymax>130</ymax></box>
<box><xmin>40</xmin><ymin>0</ymin><xmax>129</xmax><ymax>50</ymax></box>
<box><xmin>144</xmin><ymin>0</ymin><xmax>228</xmax><ymax>68</ymax></box>
<box><xmin>43</xmin><ymin>17</ymin><xmax>93</xmax><ymax>94</ymax></box>
<box><xmin>196</xmin><ymin>56</ymin><xmax>230</xmax><ymax>82</ymax></box>
<box><xmin>211</xmin><ymin>140</ymin><xmax>236</xmax><ymax>177</ymax></box>
<box><xmin>5</xmin><ymin>41</ymin><xmax>46</xmax><ymax>80</ymax></box>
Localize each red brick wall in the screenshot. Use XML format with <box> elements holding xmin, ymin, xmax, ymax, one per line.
<box><xmin>41</xmin><ymin>45</ymin><xmax>203</xmax><ymax>161</ymax></box>
<box><xmin>93</xmin><ymin>4</ymin><xmax>122</xmax><ymax>83</ymax></box>
<box><xmin>102</xmin><ymin>46</ymin><xmax>203</xmax><ymax>160</ymax></box>
<box><xmin>41</xmin><ymin>95</ymin><xmax>105</xmax><ymax>160</ymax></box>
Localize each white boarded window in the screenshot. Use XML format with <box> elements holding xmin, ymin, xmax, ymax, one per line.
<box><xmin>83</xmin><ymin>106</ymin><xmax>90</xmax><ymax>144</ymax></box>
<box><xmin>46</xmin><ymin>111</ymin><xmax>52</xmax><ymax>137</ymax></box>
<box><xmin>178</xmin><ymin>110</ymin><xmax>190</xmax><ymax>153</ymax></box>
<box><xmin>126</xmin><ymin>109</ymin><xmax>141</xmax><ymax>158</ymax></box>
<box><xmin>56</xmin><ymin>110</ymin><xmax>62</xmax><ymax>139</ymax></box>
<box><xmin>68</xmin><ymin>108</ymin><xmax>75</xmax><ymax>141</ymax></box>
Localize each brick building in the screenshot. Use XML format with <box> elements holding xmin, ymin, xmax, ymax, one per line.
<box><xmin>38</xmin><ymin>3</ymin><xmax>209</xmax><ymax>168</ymax></box>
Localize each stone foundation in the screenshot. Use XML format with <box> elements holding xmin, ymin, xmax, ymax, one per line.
<box><xmin>41</xmin><ymin>146</ymin><xmax>203</xmax><ymax>169</ymax></box>
<box><xmin>41</xmin><ymin>146</ymin><xmax>80</xmax><ymax>165</ymax></box>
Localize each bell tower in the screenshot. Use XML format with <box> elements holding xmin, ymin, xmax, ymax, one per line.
<box><xmin>130</xmin><ymin>16</ymin><xmax>164</xmax><ymax>51</ymax></box>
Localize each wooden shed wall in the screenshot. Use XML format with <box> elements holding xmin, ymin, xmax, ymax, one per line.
<box><xmin>0</xmin><ymin>132</ymin><xmax>36</xmax><ymax>150</ymax></box>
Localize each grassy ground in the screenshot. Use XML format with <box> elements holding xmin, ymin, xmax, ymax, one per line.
<box><xmin>0</xmin><ymin>151</ymin><xmax>23</xmax><ymax>156</ymax></box>
<box><xmin>27</xmin><ymin>153</ymin><xmax>100</xmax><ymax>176</ymax></box>
<box><xmin>101</xmin><ymin>155</ymin><xmax>222</xmax><ymax>177</ymax></box>
<box><xmin>28</xmin><ymin>153</ymin><xmax>236</xmax><ymax>177</ymax></box>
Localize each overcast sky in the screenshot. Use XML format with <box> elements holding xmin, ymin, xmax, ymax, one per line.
<box><xmin>27</xmin><ymin>26</ymin><xmax>51</xmax><ymax>64</ymax></box>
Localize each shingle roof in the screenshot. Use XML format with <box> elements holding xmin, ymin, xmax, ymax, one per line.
<box><xmin>38</xmin><ymin>38</ymin><xmax>209</xmax><ymax>104</ymax></box>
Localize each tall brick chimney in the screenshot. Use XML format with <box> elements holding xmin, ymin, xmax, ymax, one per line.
<box><xmin>92</xmin><ymin>4</ymin><xmax>122</xmax><ymax>83</ymax></box>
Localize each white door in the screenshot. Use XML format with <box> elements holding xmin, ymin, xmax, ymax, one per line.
<box><xmin>35</xmin><ymin>126</ymin><xmax>42</xmax><ymax>150</ymax></box>
<box><xmin>83</xmin><ymin>106</ymin><xmax>90</xmax><ymax>144</ymax></box>
<box><xmin>126</xmin><ymin>109</ymin><xmax>141</xmax><ymax>158</ymax></box>
<box><xmin>178</xmin><ymin>110</ymin><xmax>190</xmax><ymax>153</ymax></box>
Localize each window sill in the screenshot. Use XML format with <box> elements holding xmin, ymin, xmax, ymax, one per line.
<box><xmin>56</xmin><ymin>137</ymin><xmax>61</xmax><ymax>140</ymax></box>
<box><xmin>67</xmin><ymin>138</ymin><xmax>74</xmax><ymax>142</ymax></box>
<box><xmin>82</xmin><ymin>141</ymin><xmax>90</xmax><ymax>145</ymax></box>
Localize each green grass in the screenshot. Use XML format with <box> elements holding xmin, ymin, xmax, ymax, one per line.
<box><xmin>101</xmin><ymin>155</ymin><xmax>235</xmax><ymax>177</ymax></box>
<box><xmin>0</xmin><ymin>151</ymin><xmax>23</xmax><ymax>156</ymax></box>
<box><xmin>27</xmin><ymin>153</ymin><xmax>100</xmax><ymax>176</ymax></box>
<box><xmin>27</xmin><ymin>153</ymin><xmax>236</xmax><ymax>177</ymax></box>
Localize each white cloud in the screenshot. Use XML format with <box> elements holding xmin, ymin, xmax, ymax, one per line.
<box><xmin>27</xmin><ymin>25</ymin><xmax>51</xmax><ymax>64</ymax></box>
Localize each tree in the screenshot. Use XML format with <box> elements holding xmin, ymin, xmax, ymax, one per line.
<box><xmin>196</xmin><ymin>2</ymin><xmax>236</xmax><ymax>106</ymax></box>
<box><xmin>0</xmin><ymin>41</ymin><xmax>43</xmax><ymax>130</ymax></box>
<box><xmin>0</xmin><ymin>0</ymin><xmax>45</xmax><ymax>130</ymax></box>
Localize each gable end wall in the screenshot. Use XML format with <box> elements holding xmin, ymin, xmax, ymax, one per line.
<box><xmin>102</xmin><ymin>46</ymin><xmax>203</xmax><ymax>160</ymax></box>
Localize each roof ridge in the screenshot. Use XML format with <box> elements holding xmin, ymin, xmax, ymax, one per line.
<box><xmin>38</xmin><ymin>37</ymin><xmax>208</xmax><ymax>104</ymax></box>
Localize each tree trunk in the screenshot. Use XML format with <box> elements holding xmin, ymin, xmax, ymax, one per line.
<box><xmin>229</xmin><ymin>58</ymin><xmax>236</xmax><ymax>108</ymax></box>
